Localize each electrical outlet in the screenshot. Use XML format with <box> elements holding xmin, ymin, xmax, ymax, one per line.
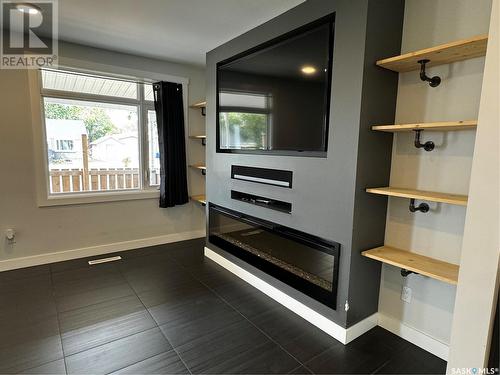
<box><xmin>401</xmin><ymin>286</ymin><xmax>412</xmax><ymax>303</ymax></box>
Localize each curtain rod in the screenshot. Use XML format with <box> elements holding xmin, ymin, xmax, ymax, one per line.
<box><xmin>40</xmin><ymin>67</ymin><xmax>156</xmax><ymax>85</ymax></box>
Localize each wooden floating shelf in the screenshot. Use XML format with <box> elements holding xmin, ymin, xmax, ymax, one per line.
<box><xmin>377</xmin><ymin>34</ymin><xmax>488</xmax><ymax>73</ymax></box>
<box><xmin>188</xmin><ymin>134</ymin><xmax>206</xmax><ymax>145</ymax></box>
<box><xmin>362</xmin><ymin>246</ymin><xmax>459</xmax><ymax>285</ymax></box>
<box><xmin>366</xmin><ymin>187</ymin><xmax>468</xmax><ymax>206</ymax></box>
<box><xmin>189</xmin><ymin>101</ymin><xmax>206</xmax><ymax>116</ymax></box>
<box><xmin>189</xmin><ymin>101</ymin><xmax>206</xmax><ymax>108</ymax></box>
<box><xmin>191</xmin><ymin>194</ymin><xmax>206</xmax><ymax>205</ymax></box>
<box><xmin>189</xmin><ymin>164</ymin><xmax>206</xmax><ymax>171</ymax></box>
<box><xmin>372</xmin><ymin>120</ymin><xmax>477</xmax><ymax>133</ymax></box>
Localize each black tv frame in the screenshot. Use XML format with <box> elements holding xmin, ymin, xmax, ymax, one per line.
<box><xmin>215</xmin><ymin>13</ymin><xmax>335</xmax><ymax>158</ymax></box>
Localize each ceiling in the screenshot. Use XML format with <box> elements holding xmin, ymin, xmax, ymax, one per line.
<box><xmin>51</xmin><ymin>0</ymin><xmax>305</xmax><ymax>66</ymax></box>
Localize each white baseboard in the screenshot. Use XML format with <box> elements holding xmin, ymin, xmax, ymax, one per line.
<box><xmin>346</xmin><ymin>312</ymin><xmax>379</xmax><ymax>343</ymax></box>
<box><xmin>0</xmin><ymin>229</ymin><xmax>206</xmax><ymax>272</ymax></box>
<box><xmin>204</xmin><ymin>246</ymin><xmax>377</xmax><ymax>345</ymax></box>
<box><xmin>378</xmin><ymin>313</ymin><xmax>450</xmax><ymax>361</ymax></box>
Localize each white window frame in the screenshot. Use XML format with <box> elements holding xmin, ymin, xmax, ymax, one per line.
<box><xmin>55</xmin><ymin>139</ymin><xmax>74</xmax><ymax>151</ymax></box>
<box><xmin>29</xmin><ymin>67</ymin><xmax>189</xmax><ymax>207</ymax></box>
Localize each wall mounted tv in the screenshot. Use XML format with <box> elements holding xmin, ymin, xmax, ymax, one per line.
<box><xmin>216</xmin><ymin>14</ymin><xmax>335</xmax><ymax>157</ymax></box>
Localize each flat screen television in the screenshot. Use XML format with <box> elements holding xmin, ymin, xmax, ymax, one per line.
<box><xmin>216</xmin><ymin>14</ymin><xmax>335</xmax><ymax>156</ymax></box>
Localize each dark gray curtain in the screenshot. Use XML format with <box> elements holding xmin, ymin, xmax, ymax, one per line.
<box><xmin>153</xmin><ymin>81</ymin><xmax>189</xmax><ymax>208</ymax></box>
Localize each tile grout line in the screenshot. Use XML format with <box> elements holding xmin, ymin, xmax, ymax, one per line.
<box><xmin>4</xmin><ymin>243</ymin><xmax>203</xmax><ymax>374</ymax></box>
<box><xmin>49</xmin><ymin>268</ymin><xmax>70</xmax><ymax>375</ymax></box>
<box><xmin>53</xmin><ymin>286</ymin><xmax>136</xmax><ymax>315</ymax></box>
<box><xmin>45</xmin><ymin>246</ymin><xmax>315</xmax><ymax>374</ymax></box>
<box><xmin>287</xmin><ymin>363</ymin><xmax>309</xmax><ymax>374</ymax></box>
<box><xmin>176</xmin><ymin>256</ymin><xmax>314</xmax><ymax>374</ymax></box>
<box><xmin>63</xmin><ymin>326</ymin><xmax>165</xmax><ymax>362</ymax></box>
<box><xmin>104</xmin><ymin>349</ymin><xmax>187</xmax><ymax>375</ymax></box>
<box><xmin>371</xmin><ymin>358</ymin><xmax>392</xmax><ymax>374</ymax></box>
<box><xmin>50</xmin><ymin>263</ymin><xmax>134</xmax><ymax>316</ymax></box>
<box><xmin>11</xmin><ymin>245</ymin><xmax>314</xmax><ymax>375</ymax></box>
<box><xmin>52</xmin><ymin>261</ymin><xmax>205</xmax><ymax>361</ymax></box>
<box><xmin>193</xmin><ymin>257</ymin><xmax>347</xmax><ymax>373</ymax></box>
<box><xmin>5</xmin><ymin>243</ymin><xmax>442</xmax><ymax>374</ymax></box>
<box><xmin>203</xmin><ymin>283</ymin><xmax>313</xmax><ymax>373</ymax></box>
<box><xmin>115</xmin><ymin>258</ymin><xmax>194</xmax><ymax>375</ymax></box>
<box><xmin>52</xmin><ymin>264</ymin><xmax>164</xmax><ymax>364</ymax></box>
<box><xmin>8</xmin><ymin>268</ymin><xmax>67</xmax><ymax>374</ymax></box>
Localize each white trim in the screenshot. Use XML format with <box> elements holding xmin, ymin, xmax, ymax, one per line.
<box><xmin>39</xmin><ymin>189</ymin><xmax>160</xmax><ymax>207</ymax></box>
<box><xmin>0</xmin><ymin>230</ymin><xmax>205</xmax><ymax>272</ymax></box>
<box><xmin>29</xmin><ymin>69</ymin><xmax>50</xmax><ymax>207</ymax></box>
<box><xmin>378</xmin><ymin>313</ymin><xmax>450</xmax><ymax>361</ymax></box>
<box><xmin>345</xmin><ymin>312</ymin><xmax>379</xmax><ymax>343</ymax></box>
<box><xmin>232</xmin><ymin>174</ymin><xmax>291</xmax><ymax>187</ymax></box>
<box><xmin>204</xmin><ymin>246</ymin><xmax>376</xmax><ymax>344</ymax></box>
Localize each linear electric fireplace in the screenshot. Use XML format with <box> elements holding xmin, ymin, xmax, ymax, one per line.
<box><xmin>208</xmin><ymin>204</ymin><xmax>340</xmax><ymax>308</ymax></box>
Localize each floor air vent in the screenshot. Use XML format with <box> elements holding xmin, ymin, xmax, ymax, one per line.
<box><xmin>88</xmin><ymin>256</ymin><xmax>122</xmax><ymax>265</ymax></box>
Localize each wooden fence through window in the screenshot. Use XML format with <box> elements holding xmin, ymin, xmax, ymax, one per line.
<box><xmin>49</xmin><ymin>168</ymin><xmax>141</xmax><ymax>193</ymax></box>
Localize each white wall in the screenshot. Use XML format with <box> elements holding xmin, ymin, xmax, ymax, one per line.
<box><xmin>0</xmin><ymin>41</ymin><xmax>206</xmax><ymax>269</ymax></box>
<box><xmin>378</xmin><ymin>0</ymin><xmax>492</xmax><ymax>354</ymax></box>
<box><xmin>448</xmin><ymin>0</ymin><xmax>499</xmax><ymax>369</ymax></box>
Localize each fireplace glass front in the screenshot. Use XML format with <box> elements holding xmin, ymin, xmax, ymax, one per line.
<box><xmin>208</xmin><ymin>204</ymin><xmax>340</xmax><ymax>308</ymax></box>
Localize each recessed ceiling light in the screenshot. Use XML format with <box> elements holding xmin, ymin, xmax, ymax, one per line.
<box><xmin>15</xmin><ymin>3</ymin><xmax>42</xmax><ymax>15</ymax></box>
<box><xmin>301</xmin><ymin>66</ymin><xmax>317</xmax><ymax>75</ymax></box>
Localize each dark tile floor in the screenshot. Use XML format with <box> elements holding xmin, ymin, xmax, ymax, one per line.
<box><xmin>0</xmin><ymin>238</ymin><xmax>447</xmax><ymax>374</ymax></box>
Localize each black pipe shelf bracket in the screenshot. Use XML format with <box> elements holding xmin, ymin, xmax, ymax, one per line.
<box><xmin>418</xmin><ymin>59</ymin><xmax>441</xmax><ymax>87</ymax></box>
<box><xmin>202</xmin><ymin>138</ymin><xmax>206</xmax><ymax>146</ymax></box>
<box><xmin>202</xmin><ymin>169</ymin><xmax>206</xmax><ymax>176</ymax></box>
<box><xmin>401</xmin><ymin>269</ymin><xmax>417</xmax><ymax>278</ymax></box>
<box><xmin>413</xmin><ymin>129</ymin><xmax>435</xmax><ymax>151</ymax></box>
<box><xmin>409</xmin><ymin>198</ymin><xmax>430</xmax><ymax>213</ymax></box>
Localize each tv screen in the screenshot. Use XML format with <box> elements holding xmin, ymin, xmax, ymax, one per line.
<box><xmin>216</xmin><ymin>15</ymin><xmax>334</xmax><ymax>156</ymax></box>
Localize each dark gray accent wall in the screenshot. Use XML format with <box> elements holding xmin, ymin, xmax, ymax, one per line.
<box><xmin>347</xmin><ymin>0</ymin><xmax>405</xmax><ymax>326</ymax></box>
<box><xmin>205</xmin><ymin>0</ymin><xmax>404</xmax><ymax>328</ymax></box>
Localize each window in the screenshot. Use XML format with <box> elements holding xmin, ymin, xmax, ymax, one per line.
<box><xmin>40</xmin><ymin>69</ymin><xmax>163</xmax><ymax>196</ymax></box>
<box><xmin>56</xmin><ymin>140</ymin><xmax>74</xmax><ymax>151</ymax></box>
